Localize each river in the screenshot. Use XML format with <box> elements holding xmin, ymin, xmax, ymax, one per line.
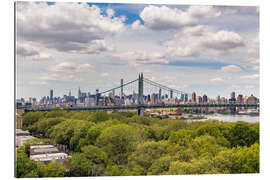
<box><xmin>204</xmin><ymin>113</ymin><xmax>259</xmax><ymax>123</ymax></box>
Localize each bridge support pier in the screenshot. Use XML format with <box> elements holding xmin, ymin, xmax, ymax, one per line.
<box><xmin>138</xmin><ymin>107</ymin><xmax>144</xmax><ymax>116</ymax></box>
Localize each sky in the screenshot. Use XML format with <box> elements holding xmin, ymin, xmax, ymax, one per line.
<box><xmin>16</xmin><ymin>1</ymin><xmax>259</xmax><ymax>100</ymax></box>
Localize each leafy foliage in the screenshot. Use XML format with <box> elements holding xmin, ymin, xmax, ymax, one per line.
<box><xmin>19</xmin><ymin>110</ymin><xmax>260</xmax><ymax>177</ymax></box>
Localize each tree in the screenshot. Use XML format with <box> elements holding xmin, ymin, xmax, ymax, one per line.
<box><xmin>87</xmin><ymin>111</ymin><xmax>110</xmax><ymax>123</ymax></box>
<box><xmin>191</xmin><ymin>135</ymin><xmax>222</xmax><ymax>158</ymax></box>
<box><xmin>168</xmin><ymin>129</ymin><xmax>194</xmax><ymax>147</ymax></box>
<box><xmin>37</xmin><ymin>162</ymin><xmax>68</xmax><ymax>177</ymax></box>
<box><xmin>69</xmin><ymin>145</ymin><xmax>108</xmax><ymax>176</ymax></box>
<box><xmin>148</xmin><ymin>155</ymin><xmax>173</xmax><ymax>175</ymax></box>
<box><xmin>33</xmin><ymin>117</ymin><xmax>65</xmax><ymax>136</ymax></box>
<box><xmin>23</xmin><ymin>112</ymin><xmax>44</xmax><ymax>128</ymax></box>
<box><xmin>16</xmin><ymin>149</ymin><xmax>38</xmax><ymax>178</ymax></box>
<box><xmin>195</xmin><ymin>124</ymin><xmax>231</xmax><ymax>147</ymax></box>
<box><xmin>96</xmin><ymin>124</ymin><xmax>138</xmax><ymax>165</ymax></box>
<box><xmin>167</xmin><ymin>158</ymin><xmax>214</xmax><ymax>175</ymax></box>
<box><xmin>228</xmin><ymin>122</ymin><xmax>259</xmax><ymax>147</ymax></box>
<box><xmin>105</xmin><ymin>165</ymin><xmax>131</xmax><ymax>176</ymax></box>
<box><xmin>20</xmin><ymin>138</ymin><xmax>51</xmax><ymax>155</ymax></box>
<box><xmin>128</xmin><ymin>141</ymin><xmax>170</xmax><ymax>170</ymax></box>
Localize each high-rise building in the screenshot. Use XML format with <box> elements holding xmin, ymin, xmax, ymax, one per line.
<box><xmin>217</xmin><ymin>95</ymin><xmax>221</xmax><ymax>104</ymax></box>
<box><xmin>95</xmin><ymin>89</ymin><xmax>100</xmax><ymax>106</ymax></box>
<box><xmin>184</xmin><ymin>93</ymin><xmax>188</xmax><ymax>102</ymax></box>
<box><xmin>159</xmin><ymin>89</ymin><xmax>162</xmax><ymax>100</ymax></box>
<box><xmin>192</xmin><ymin>92</ymin><xmax>196</xmax><ymax>103</ymax></box>
<box><xmin>231</xmin><ymin>91</ymin><xmax>236</xmax><ymax>99</ymax></box>
<box><xmin>50</xmin><ymin>89</ymin><xmax>53</xmax><ymax>101</ymax></box>
<box><xmin>229</xmin><ymin>91</ymin><xmax>236</xmax><ymax>104</ymax></box>
<box><xmin>197</xmin><ymin>96</ymin><xmax>202</xmax><ymax>103</ymax></box>
<box><xmin>202</xmin><ymin>94</ymin><xmax>208</xmax><ymax>103</ymax></box>
<box><xmin>237</xmin><ymin>94</ymin><xmax>243</xmax><ymax>103</ymax></box>
<box><xmin>170</xmin><ymin>90</ymin><xmax>173</xmax><ymax>99</ymax></box>
<box><xmin>247</xmin><ymin>94</ymin><xmax>257</xmax><ymax>104</ymax></box>
<box><xmin>151</xmin><ymin>93</ymin><xmax>156</xmax><ymax>104</ymax></box>
<box><xmin>68</xmin><ymin>90</ymin><xmax>71</xmax><ymax>97</ymax></box>
<box><xmin>78</xmin><ymin>87</ymin><xmax>81</xmax><ymax>99</ymax></box>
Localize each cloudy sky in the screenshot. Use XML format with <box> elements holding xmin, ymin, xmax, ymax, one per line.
<box><xmin>16</xmin><ymin>2</ymin><xmax>259</xmax><ymax>100</ymax></box>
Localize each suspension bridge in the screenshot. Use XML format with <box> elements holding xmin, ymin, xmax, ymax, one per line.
<box><xmin>20</xmin><ymin>73</ymin><xmax>259</xmax><ymax>116</ymax></box>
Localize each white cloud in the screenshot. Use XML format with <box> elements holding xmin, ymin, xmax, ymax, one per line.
<box><xmin>245</xmin><ymin>85</ymin><xmax>256</xmax><ymax>89</ymax></box>
<box><xmin>210</xmin><ymin>77</ymin><xmax>224</xmax><ymax>82</ymax></box>
<box><xmin>40</xmin><ymin>73</ymin><xmax>75</xmax><ymax>81</ymax></box>
<box><xmin>187</xmin><ymin>5</ymin><xmax>221</xmax><ymax>18</ymax></box>
<box><xmin>50</xmin><ymin>62</ymin><xmax>94</xmax><ymax>73</ymax></box>
<box><xmin>29</xmin><ymin>81</ymin><xmax>48</xmax><ymax>85</ymax></box>
<box><xmin>115</xmin><ymin>50</ymin><xmax>169</xmax><ymax>66</ymax></box>
<box><xmin>240</xmin><ymin>74</ymin><xmax>259</xmax><ymax>80</ymax></box>
<box><xmin>140</xmin><ymin>5</ymin><xmax>197</xmax><ymax>30</ymax></box>
<box><xmin>131</xmin><ymin>20</ymin><xmax>145</xmax><ymax>30</ymax></box>
<box><xmin>232</xmin><ymin>84</ymin><xmax>241</xmax><ymax>88</ymax></box>
<box><xmin>106</xmin><ymin>8</ymin><xmax>115</xmax><ymax>18</ymax></box>
<box><xmin>16</xmin><ymin>2</ymin><xmax>126</xmax><ymax>54</ymax></box>
<box><xmin>216</xmin><ymin>6</ymin><xmax>259</xmax><ymax>14</ymax></box>
<box><xmin>139</xmin><ymin>5</ymin><xmax>221</xmax><ymax>31</ymax></box>
<box><xmin>247</xmin><ymin>57</ymin><xmax>259</xmax><ymax>64</ymax></box>
<box><xmin>252</xmin><ymin>66</ymin><xmax>259</xmax><ymax>70</ymax></box>
<box><xmin>102</xmin><ymin>73</ymin><xmax>110</xmax><ymax>77</ymax></box>
<box><xmin>16</xmin><ymin>42</ymin><xmax>53</xmax><ymax>61</ymax></box>
<box><xmin>163</xmin><ymin>26</ymin><xmax>245</xmax><ymax>57</ymax></box>
<box><xmin>221</xmin><ymin>65</ymin><xmax>242</xmax><ymax>72</ymax></box>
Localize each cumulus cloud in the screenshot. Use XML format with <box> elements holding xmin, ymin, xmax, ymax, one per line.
<box><xmin>187</xmin><ymin>5</ymin><xmax>221</xmax><ymax>18</ymax></box>
<box><xmin>131</xmin><ymin>20</ymin><xmax>145</xmax><ymax>30</ymax></box>
<box><xmin>221</xmin><ymin>65</ymin><xmax>242</xmax><ymax>72</ymax></box>
<box><xmin>39</xmin><ymin>73</ymin><xmax>75</xmax><ymax>81</ymax></box>
<box><xmin>139</xmin><ymin>5</ymin><xmax>221</xmax><ymax>31</ymax></box>
<box><xmin>247</xmin><ymin>57</ymin><xmax>259</xmax><ymax>64</ymax></box>
<box><xmin>115</xmin><ymin>51</ymin><xmax>169</xmax><ymax>66</ymax></box>
<box><xmin>102</xmin><ymin>72</ymin><xmax>110</xmax><ymax>77</ymax></box>
<box><xmin>210</xmin><ymin>77</ymin><xmax>224</xmax><ymax>82</ymax></box>
<box><xmin>49</xmin><ymin>62</ymin><xmax>94</xmax><ymax>73</ymax></box>
<box><xmin>16</xmin><ymin>42</ymin><xmax>53</xmax><ymax>61</ymax></box>
<box><xmin>140</xmin><ymin>5</ymin><xmax>197</xmax><ymax>30</ymax></box>
<box><xmin>16</xmin><ymin>2</ymin><xmax>126</xmax><ymax>54</ymax></box>
<box><xmin>216</xmin><ymin>6</ymin><xmax>259</xmax><ymax>14</ymax></box>
<box><xmin>163</xmin><ymin>25</ymin><xmax>245</xmax><ymax>57</ymax></box>
<box><xmin>240</xmin><ymin>74</ymin><xmax>259</xmax><ymax>80</ymax></box>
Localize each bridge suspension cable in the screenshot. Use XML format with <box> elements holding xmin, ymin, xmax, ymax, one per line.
<box><xmin>99</xmin><ymin>78</ymin><xmax>139</xmax><ymax>94</ymax></box>
<box><xmin>143</xmin><ymin>78</ymin><xmax>191</xmax><ymax>97</ymax></box>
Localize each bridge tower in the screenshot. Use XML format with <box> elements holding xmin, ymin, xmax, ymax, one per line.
<box><xmin>138</xmin><ymin>73</ymin><xmax>144</xmax><ymax>116</ymax></box>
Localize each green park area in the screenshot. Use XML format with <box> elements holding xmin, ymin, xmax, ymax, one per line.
<box><xmin>16</xmin><ymin>109</ymin><xmax>259</xmax><ymax>177</ymax></box>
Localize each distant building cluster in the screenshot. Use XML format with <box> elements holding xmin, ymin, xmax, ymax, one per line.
<box><xmin>16</xmin><ymin>78</ymin><xmax>259</xmax><ymax>109</ymax></box>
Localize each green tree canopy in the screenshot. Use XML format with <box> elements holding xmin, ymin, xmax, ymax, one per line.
<box><xmin>69</xmin><ymin>145</ymin><xmax>108</xmax><ymax>176</ymax></box>
<box><xmin>96</xmin><ymin>124</ymin><xmax>138</xmax><ymax>165</ymax></box>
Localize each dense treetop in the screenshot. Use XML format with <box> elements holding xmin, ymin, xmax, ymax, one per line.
<box><xmin>16</xmin><ymin>110</ymin><xmax>259</xmax><ymax>177</ymax></box>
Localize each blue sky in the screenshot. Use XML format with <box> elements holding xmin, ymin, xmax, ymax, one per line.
<box><xmin>16</xmin><ymin>2</ymin><xmax>259</xmax><ymax>100</ymax></box>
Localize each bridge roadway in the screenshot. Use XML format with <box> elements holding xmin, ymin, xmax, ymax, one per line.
<box><xmin>24</xmin><ymin>103</ymin><xmax>259</xmax><ymax>112</ymax></box>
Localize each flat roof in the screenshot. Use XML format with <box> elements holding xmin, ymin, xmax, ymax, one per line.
<box><xmin>30</xmin><ymin>145</ymin><xmax>55</xmax><ymax>149</ymax></box>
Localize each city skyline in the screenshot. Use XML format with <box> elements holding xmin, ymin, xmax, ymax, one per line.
<box><xmin>16</xmin><ymin>2</ymin><xmax>259</xmax><ymax>99</ymax></box>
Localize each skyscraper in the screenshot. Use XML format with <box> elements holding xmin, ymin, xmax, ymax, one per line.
<box><xmin>159</xmin><ymin>88</ymin><xmax>162</xmax><ymax>100</ymax></box>
<box><xmin>184</xmin><ymin>93</ymin><xmax>188</xmax><ymax>102</ymax></box>
<box><xmin>50</xmin><ymin>89</ymin><xmax>53</xmax><ymax>101</ymax></box>
<box><xmin>202</xmin><ymin>94</ymin><xmax>208</xmax><ymax>103</ymax></box>
<box><xmin>78</xmin><ymin>87</ymin><xmax>81</xmax><ymax>99</ymax></box>
<box><xmin>192</xmin><ymin>92</ymin><xmax>196</xmax><ymax>103</ymax></box>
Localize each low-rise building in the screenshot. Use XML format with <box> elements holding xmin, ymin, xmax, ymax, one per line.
<box><xmin>29</xmin><ymin>145</ymin><xmax>69</xmax><ymax>164</ymax></box>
